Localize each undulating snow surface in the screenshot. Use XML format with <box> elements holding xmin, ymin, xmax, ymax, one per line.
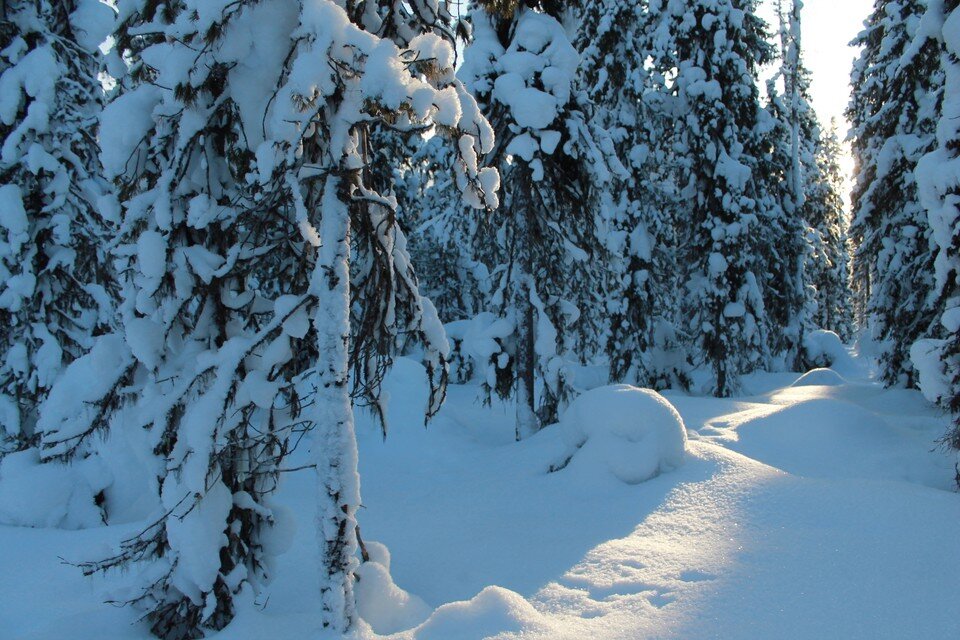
<box><xmin>1</xmin><ymin>353</ymin><xmax>958</xmax><ymax>639</ymax></box>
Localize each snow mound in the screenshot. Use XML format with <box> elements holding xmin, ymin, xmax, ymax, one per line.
<box><xmin>723</xmin><ymin>398</ymin><xmax>934</xmax><ymax>482</ymax></box>
<box><xmin>559</xmin><ymin>385</ymin><xmax>687</xmax><ymax>484</ymax></box>
<box><xmin>803</xmin><ymin>330</ymin><xmax>857</xmax><ymax>374</ymax></box>
<box><xmin>409</xmin><ymin>586</ymin><xmax>546</xmax><ymax>640</ymax></box>
<box><xmin>0</xmin><ymin>449</ymin><xmax>104</xmax><ymax>528</ymax></box>
<box><xmin>355</xmin><ymin>541</ymin><xmax>432</xmax><ymax>634</ymax></box>
<box><xmin>791</xmin><ymin>368</ymin><xmax>848</xmax><ymax>387</ymax></box>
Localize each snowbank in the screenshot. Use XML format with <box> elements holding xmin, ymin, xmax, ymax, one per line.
<box><xmin>718</xmin><ymin>397</ymin><xmax>949</xmax><ymax>485</ymax></box>
<box><xmin>559</xmin><ymin>385</ymin><xmax>687</xmax><ymax>484</ymax></box>
<box><xmin>791</xmin><ymin>368</ymin><xmax>848</xmax><ymax>387</ymax></box>
<box><xmin>0</xmin><ymin>449</ymin><xmax>104</xmax><ymax>528</ymax></box>
<box><xmin>407</xmin><ymin>586</ymin><xmax>547</xmax><ymax>640</ymax></box>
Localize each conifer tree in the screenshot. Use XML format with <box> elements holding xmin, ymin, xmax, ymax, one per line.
<box><xmin>848</xmin><ymin>0</ymin><xmax>943</xmax><ymax>386</ymax></box>
<box><xmin>461</xmin><ymin>0</ymin><xmax>620</xmax><ymax>434</ymax></box>
<box><xmin>395</xmin><ymin>135</ymin><xmax>492</xmax><ymax>323</ymax></box>
<box><xmin>577</xmin><ymin>0</ymin><xmax>690</xmax><ymax>390</ymax></box>
<box><xmin>652</xmin><ymin>0</ymin><xmax>773</xmax><ymax>396</ymax></box>
<box><xmin>768</xmin><ymin>0</ymin><xmax>816</xmax><ymax>370</ymax></box>
<box><xmin>912</xmin><ymin>0</ymin><xmax>960</xmax><ymax>483</ymax></box>
<box><xmin>0</xmin><ymin>0</ymin><xmax>115</xmax><ymax>453</ymax></box>
<box><xmin>806</xmin><ymin>123</ymin><xmax>855</xmax><ymax>340</ymax></box>
<box><xmin>77</xmin><ymin>0</ymin><xmax>495</xmax><ymax>636</ymax></box>
<box><xmin>758</xmin><ymin>77</ymin><xmax>807</xmax><ymax>370</ymax></box>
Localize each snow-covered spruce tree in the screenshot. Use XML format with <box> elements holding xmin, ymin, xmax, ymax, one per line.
<box><xmin>0</xmin><ymin>0</ymin><xmax>115</xmax><ymax>453</ymax></box>
<box><xmin>912</xmin><ymin>0</ymin><xmax>960</xmax><ymax>481</ymax></box>
<box><xmin>756</xmin><ymin>76</ymin><xmax>807</xmax><ymax>371</ymax></box>
<box><xmin>264</xmin><ymin>3</ymin><xmax>496</xmax><ymax>630</ymax></box>
<box><xmin>758</xmin><ymin>0</ymin><xmax>819</xmax><ymax>371</ymax></box>
<box><xmin>652</xmin><ymin>0</ymin><xmax>773</xmax><ymax>396</ymax></box>
<box><xmin>73</xmin><ymin>0</ymin><xmax>319</xmax><ymax>635</ymax></box>
<box><xmin>461</xmin><ymin>0</ymin><xmax>621</xmax><ymax>435</ymax></box>
<box><xmin>577</xmin><ymin>0</ymin><xmax>690</xmax><ymax>390</ymax></box>
<box><xmin>76</xmin><ymin>0</ymin><xmax>496</xmax><ymax>637</ymax></box>
<box><xmin>805</xmin><ymin>122</ymin><xmax>855</xmax><ymax>340</ymax></box>
<box><xmin>848</xmin><ymin>0</ymin><xmax>944</xmax><ymax>386</ymax></box>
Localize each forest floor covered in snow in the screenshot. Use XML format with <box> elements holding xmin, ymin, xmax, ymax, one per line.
<box><xmin>2</xmin><ymin>350</ymin><xmax>960</xmax><ymax>639</ymax></box>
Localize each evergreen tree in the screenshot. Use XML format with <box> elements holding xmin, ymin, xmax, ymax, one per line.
<box><xmin>461</xmin><ymin>0</ymin><xmax>620</xmax><ymax>435</ymax></box>
<box><xmin>757</xmin><ymin>77</ymin><xmax>807</xmax><ymax>371</ymax></box>
<box><xmin>806</xmin><ymin>123</ymin><xmax>855</xmax><ymax>340</ymax></box>
<box><xmin>0</xmin><ymin>0</ymin><xmax>116</xmax><ymax>453</ymax></box>
<box><xmin>848</xmin><ymin>0</ymin><xmax>943</xmax><ymax>386</ymax></box>
<box><xmin>77</xmin><ymin>0</ymin><xmax>495</xmax><ymax>636</ymax></box>
<box><xmin>577</xmin><ymin>0</ymin><xmax>690</xmax><ymax>390</ymax></box>
<box><xmin>652</xmin><ymin>0</ymin><xmax>774</xmax><ymax>396</ymax></box>
<box><xmin>767</xmin><ymin>0</ymin><xmax>818</xmax><ymax>370</ymax></box>
<box><xmin>912</xmin><ymin>0</ymin><xmax>960</xmax><ymax>483</ymax></box>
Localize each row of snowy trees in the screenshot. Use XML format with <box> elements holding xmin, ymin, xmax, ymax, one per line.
<box><xmin>848</xmin><ymin>0</ymin><xmax>944</xmax><ymax>388</ymax></box>
<box><xmin>0</xmin><ymin>0</ymin><xmax>859</xmax><ymax>638</ymax></box>
<box><xmin>403</xmin><ymin>0</ymin><xmax>854</xmax><ymax>432</ymax></box>
<box><xmin>848</xmin><ymin>0</ymin><xmax>960</xmax><ymax>475</ymax></box>
<box><xmin>1</xmin><ymin>0</ymin><xmax>495</xmax><ymax>636</ymax></box>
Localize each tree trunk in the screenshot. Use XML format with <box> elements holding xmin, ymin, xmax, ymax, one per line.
<box><xmin>512</xmin><ymin>164</ymin><xmax>538</xmax><ymax>440</ymax></box>
<box><xmin>515</xmin><ymin>281</ymin><xmax>537</xmax><ymax>439</ymax></box>
<box><xmin>312</xmin><ymin>174</ymin><xmax>360</xmax><ymax>633</ymax></box>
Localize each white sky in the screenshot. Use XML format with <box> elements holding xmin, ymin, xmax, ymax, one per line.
<box><xmin>793</xmin><ymin>0</ymin><xmax>874</xmax><ymax>134</ymax></box>
<box><xmin>759</xmin><ymin>0</ymin><xmax>875</xmax><ymax>191</ymax></box>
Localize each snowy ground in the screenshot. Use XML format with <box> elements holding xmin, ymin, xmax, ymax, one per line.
<box><xmin>2</xmin><ymin>353</ymin><xmax>959</xmax><ymax>639</ymax></box>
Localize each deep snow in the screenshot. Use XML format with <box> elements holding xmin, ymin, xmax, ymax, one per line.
<box><xmin>1</xmin><ymin>354</ymin><xmax>959</xmax><ymax>639</ymax></box>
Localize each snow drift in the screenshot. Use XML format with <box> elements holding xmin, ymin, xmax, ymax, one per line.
<box><xmin>558</xmin><ymin>385</ymin><xmax>687</xmax><ymax>484</ymax></box>
<box><xmin>791</xmin><ymin>368</ymin><xmax>848</xmax><ymax>387</ymax></box>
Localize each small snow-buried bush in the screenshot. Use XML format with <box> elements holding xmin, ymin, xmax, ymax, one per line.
<box><xmin>803</xmin><ymin>330</ymin><xmax>854</xmax><ymax>372</ymax></box>
<box><xmin>556</xmin><ymin>385</ymin><xmax>687</xmax><ymax>484</ymax></box>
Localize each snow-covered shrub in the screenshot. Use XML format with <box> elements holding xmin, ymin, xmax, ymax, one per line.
<box><xmin>803</xmin><ymin>329</ymin><xmax>855</xmax><ymax>372</ymax></box>
<box><xmin>557</xmin><ymin>385</ymin><xmax>687</xmax><ymax>484</ymax></box>
<box><xmin>409</xmin><ymin>585</ymin><xmax>548</xmax><ymax>640</ymax></box>
<box><xmin>445</xmin><ymin>313</ymin><xmax>512</xmax><ymax>391</ymax></box>
<box><xmin>0</xmin><ymin>333</ymin><xmax>137</xmax><ymax>528</ymax></box>
<box><xmin>910</xmin><ymin>338</ymin><xmax>952</xmax><ymax>407</ymax></box>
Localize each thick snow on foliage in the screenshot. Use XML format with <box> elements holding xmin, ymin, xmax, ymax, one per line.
<box><xmin>559</xmin><ymin>385</ymin><xmax>687</xmax><ymax>484</ymax></box>
<box><xmin>354</xmin><ymin>541</ymin><xmax>432</xmax><ymax>635</ymax></box>
<box><xmin>2</xmin><ymin>351</ymin><xmax>958</xmax><ymax>639</ymax></box>
<box><xmin>802</xmin><ymin>329</ymin><xmax>857</xmax><ymax>374</ymax></box>
<box><xmin>0</xmin><ymin>0</ymin><xmax>116</xmax><ymax>452</ymax></box>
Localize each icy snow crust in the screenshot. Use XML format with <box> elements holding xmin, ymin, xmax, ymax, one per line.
<box><xmin>2</xmin><ymin>356</ymin><xmax>959</xmax><ymax>638</ymax></box>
